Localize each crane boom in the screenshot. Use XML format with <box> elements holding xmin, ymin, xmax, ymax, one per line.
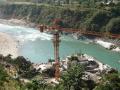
<box><xmin>39</xmin><ymin>25</ymin><xmax>120</xmax><ymax>39</ymax></box>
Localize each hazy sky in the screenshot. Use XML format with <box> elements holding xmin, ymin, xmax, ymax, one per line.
<box><xmin>0</xmin><ymin>0</ymin><xmax>6</xmax><ymax>2</ymax></box>
<box><xmin>0</xmin><ymin>0</ymin><xmax>6</xmax><ymax>1</ymax></box>
<box><xmin>0</xmin><ymin>0</ymin><xmax>7</xmax><ymax>4</ymax></box>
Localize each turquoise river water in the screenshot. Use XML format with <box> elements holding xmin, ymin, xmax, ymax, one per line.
<box><xmin>0</xmin><ymin>23</ymin><xmax>120</xmax><ymax>70</ymax></box>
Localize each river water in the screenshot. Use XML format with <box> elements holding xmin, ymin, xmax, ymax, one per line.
<box><xmin>0</xmin><ymin>23</ymin><xmax>120</xmax><ymax>70</ymax></box>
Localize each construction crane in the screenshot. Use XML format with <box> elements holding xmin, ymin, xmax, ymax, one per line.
<box><xmin>38</xmin><ymin>19</ymin><xmax>120</xmax><ymax>80</ymax></box>
<box><xmin>39</xmin><ymin>19</ymin><xmax>62</xmax><ymax>80</ymax></box>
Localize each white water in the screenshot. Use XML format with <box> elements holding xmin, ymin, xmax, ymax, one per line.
<box><xmin>0</xmin><ymin>23</ymin><xmax>52</xmax><ymax>42</ymax></box>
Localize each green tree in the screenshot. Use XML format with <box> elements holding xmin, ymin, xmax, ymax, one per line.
<box><xmin>26</xmin><ymin>80</ymin><xmax>48</xmax><ymax>90</ymax></box>
<box><xmin>95</xmin><ymin>73</ymin><xmax>120</xmax><ymax>90</ymax></box>
<box><xmin>0</xmin><ymin>65</ymin><xmax>8</xmax><ymax>86</ymax></box>
<box><xmin>66</xmin><ymin>0</ymin><xmax>70</xmax><ymax>4</ymax></box>
<box><xmin>13</xmin><ymin>56</ymin><xmax>33</xmax><ymax>78</ymax></box>
<box><xmin>106</xmin><ymin>17</ymin><xmax>120</xmax><ymax>34</ymax></box>
<box><xmin>61</xmin><ymin>64</ymin><xmax>85</xmax><ymax>90</ymax></box>
<box><xmin>85</xmin><ymin>10</ymin><xmax>111</xmax><ymax>32</ymax></box>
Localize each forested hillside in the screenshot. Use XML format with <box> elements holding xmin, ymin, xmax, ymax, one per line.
<box><xmin>0</xmin><ymin>0</ymin><xmax>120</xmax><ymax>34</ymax></box>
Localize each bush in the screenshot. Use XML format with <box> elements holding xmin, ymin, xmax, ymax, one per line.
<box><xmin>0</xmin><ymin>65</ymin><xmax>8</xmax><ymax>85</ymax></box>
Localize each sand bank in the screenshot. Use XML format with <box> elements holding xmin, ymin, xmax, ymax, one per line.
<box><xmin>0</xmin><ymin>32</ymin><xmax>18</xmax><ymax>58</ymax></box>
<box><xmin>0</xmin><ymin>18</ymin><xmax>35</xmax><ymax>27</ymax></box>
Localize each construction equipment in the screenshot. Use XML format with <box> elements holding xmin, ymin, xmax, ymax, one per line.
<box><xmin>38</xmin><ymin>19</ymin><xmax>120</xmax><ymax>80</ymax></box>
<box><xmin>39</xmin><ymin>19</ymin><xmax>62</xmax><ymax>80</ymax></box>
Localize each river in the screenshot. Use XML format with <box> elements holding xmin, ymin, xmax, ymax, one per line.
<box><xmin>0</xmin><ymin>23</ymin><xmax>120</xmax><ymax>70</ymax></box>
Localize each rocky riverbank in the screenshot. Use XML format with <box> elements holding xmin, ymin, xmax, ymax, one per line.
<box><xmin>95</xmin><ymin>39</ymin><xmax>120</xmax><ymax>52</ymax></box>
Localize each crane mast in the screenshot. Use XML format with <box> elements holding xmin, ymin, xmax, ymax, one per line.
<box><xmin>39</xmin><ymin>22</ymin><xmax>61</xmax><ymax>80</ymax></box>
<box><xmin>52</xmin><ymin>31</ymin><xmax>61</xmax><ymax>80</ymax></box>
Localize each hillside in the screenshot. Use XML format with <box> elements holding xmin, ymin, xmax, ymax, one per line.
<box><xmin>0</xmin><ymin>1</ymin><xmax>120</xmax><ymax>34</ymax></box>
